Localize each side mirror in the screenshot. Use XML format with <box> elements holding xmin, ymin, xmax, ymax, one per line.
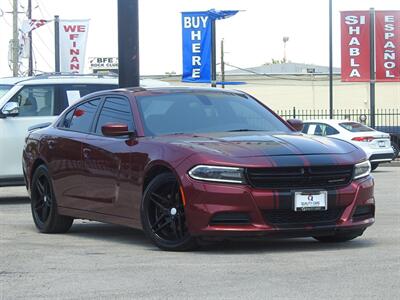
<box><xmin>287</xmin><ymin>119</ymin><xmax>304</xmax><ymax>132</ymax></box>
<box><xmin>1</xmin><ymin>102</ymin><xmax>20</xmax><ymax>117</ymax></box>
<box><xmin>101</xmin><ymin>123</ymin><xmax>135</xmax><ymax>137</ymax></box>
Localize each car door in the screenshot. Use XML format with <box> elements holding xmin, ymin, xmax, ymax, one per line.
<box><xmin>50</xmin><ymin>98</ymin><xmax>102</xmax><ymax>209</ymax></box>
<box><xmin>81</xmin><ymin>96</ymin><xmax>138</xmax><ymax>218</ymax></box>
<box><xmin>0</xmin><ymin>85</ymin><xmax>57</xmax><ymax>179</ymax></box>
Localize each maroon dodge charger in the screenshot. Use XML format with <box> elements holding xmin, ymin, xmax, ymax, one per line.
<box><xmin>23</xmin><ymin>87</ymin><xmax>374</xmax><ymax>251</ymax></box>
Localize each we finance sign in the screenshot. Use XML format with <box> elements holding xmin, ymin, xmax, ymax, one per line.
<box><xmin>181</xmin><ymin>12</ymin><xmax>212</xmax><ymax>83</ymax></box>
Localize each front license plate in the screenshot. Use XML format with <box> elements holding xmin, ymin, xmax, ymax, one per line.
<box><xmin>294</xmin><ymin>191</ymin><xmax>328</xmax><ymax>211</ymax></box>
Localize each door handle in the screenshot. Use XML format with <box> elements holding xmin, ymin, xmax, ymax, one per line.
<box><xmin>82</xmin><ymin>148</ymin><xmax>91</xmax><ymax>159</ymax></box>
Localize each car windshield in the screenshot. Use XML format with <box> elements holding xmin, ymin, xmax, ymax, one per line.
<box><xmin>136</xmin><ymin>91</ymin><xmax>290</xmax><ymax>136</ymax></box>
<box><xmin>0</xmin><ymin>85</ymin><xmax>12</xmax><ymax>99</ymax></box>
<box><xmin>339</xmin><ymin>122</ymin><xmax>374</xmax><ymax>132</ymax></box>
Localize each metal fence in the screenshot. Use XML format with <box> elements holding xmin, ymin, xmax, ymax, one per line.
<box><xmin>277</xmin><ymin>108</ymin><xmax>400</xmax><ymax>130</ymax></box>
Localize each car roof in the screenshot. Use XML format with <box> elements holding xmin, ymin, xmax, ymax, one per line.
<box><xmin>303</xmin><ymin>119</ymin><xmax>361</xmax><ymax>125</ymax></box>
<box><xmin>1</xmin><ymin>74</ymin><xmax>170</xmax><ymax>87</ymax></box>
<box><xmin>0</xmin><ymin>76</ymin><xmax>33</xmax><ymax>85</ymax></box>
<box><xmin>75</xmin><ymin>86</ymin><xmax>247</xmax><ymax>104</ymax></box>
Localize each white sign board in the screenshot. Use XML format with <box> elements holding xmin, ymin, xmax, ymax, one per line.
<box><xmin>89</xmin><ymin>57</ymin><xmax>119</xmax><ymax>70</ymax></box>
<box><xmin>59</xmin><ymin>19</ymin><xmax>90</xmax><ymax>73</ymax></box>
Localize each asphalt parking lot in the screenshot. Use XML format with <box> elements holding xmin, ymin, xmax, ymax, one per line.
<box><xmin>1</xmin><ymin>166</ymin><xmax>399</xmax><ymax>300</ymax></box>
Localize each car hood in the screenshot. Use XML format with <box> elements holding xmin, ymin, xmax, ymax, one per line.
<box><xmin>152</xmin><ymin>132</ymin><xmax>358</xmax><ymax>158</ymax></box>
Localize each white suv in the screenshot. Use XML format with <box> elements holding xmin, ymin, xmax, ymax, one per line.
<box><xmin>0</xmin><ymin>74</ymin><xmax>118</xmax><ymax>186</ymax></box>
<box><xmin>0</xmin><ymin>74</ymin><xmax>169</xmax><ymax>186</ymax></box>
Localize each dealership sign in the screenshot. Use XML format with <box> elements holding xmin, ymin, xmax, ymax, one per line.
<box><xmin>376</xmin><ymin>11</ymin><xmax>400</xmax><ymax>81</ymax></box>
<box><xmin>59</xmin><ymin>19</ymin><xmax>90</xmax><ymax>73</ymax></box>
<box><xmin>181</xmin><ymin>10</ymin><xmax>238</xmax><ymax>83</ymax></box>
<box><xmin>341</xmin><ymin>12</ymin><xmax>371</xmax><ymax>81</ymax></box>
<box><xmin>341</xmin><ymin>11</ymin><xmax>400</xmax><ymax>82</ymax></box>
<box><xmin>181</xmin><ymin>12</ymin><xmax>212</xmax><ymax>83</ymax></box>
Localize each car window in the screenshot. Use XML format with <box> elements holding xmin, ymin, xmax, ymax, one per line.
<box><xmin>95</xmin><ymin>97</ymin><xmax>135</xmax><ymax>135</ymax></box>
<box><xmin>60</xmin><ymin>109</ymin><xmax>75</xmax><ymax>129</ymax></box>
<box><xmin>67</xmin><ymin>98</ymin><xmax>101</xmax><ymax>133</ymax></box>
<box><xmin>339</xmin><ymin>122</ymin><xmax>374</xmax><ymax>132</ymax></box>
<box><xmin>312</xmin><ymin>123</ymin><xmax>339</xmax><ymax>136</ymax></box>
<box><xmin>301</xmin><ymin>123</ymin><xmax>310</xmax><ymax>133</ymax></box>
<box><xmin>8</xmin><ymin>85</ymin><xmax>55</xmax><ymax>117</ymax></box>
<box><xmin>137</xmin><ymin>91</ymin><xmax>291</xmax><ymax>136</ymax></box>
<box><xmin>55</xmin><ymin>84</ymin><xmax>117</xmax><ymax>114</ymax></box>
<box><xmin>0</xmin><ymin>85</ymin><xmax>12</xmax><ymax>99</ymax></box>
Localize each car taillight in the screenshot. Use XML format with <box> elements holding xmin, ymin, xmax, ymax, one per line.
<box><xmin>352</xmin><ymin>136</ymin><xmax>375</xmax><ymax>142</ymax></box>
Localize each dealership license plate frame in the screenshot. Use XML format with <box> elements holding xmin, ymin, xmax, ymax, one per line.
<box><xmin>294</xmin><ymin>191</ymin><xmax>328</xmax><ymax>212</ymax></box>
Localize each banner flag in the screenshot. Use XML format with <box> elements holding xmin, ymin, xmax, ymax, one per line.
<box><xmin>207</xmin><ymin>9</ymin><xmax>239</xmax><ymax>20</ymax></box>
<box><xmin>59</xmin><ymin>19</ymin><xmax>90</xmax><ymax>73</ymax></box>
<box><xmin>21</xmin><ymin>19</ymin><xmax>51</xmax><ymax>34</ymax></box>
<box><xmin>341</xmin><ymin>11</ymin><xmax>371</xmax><ymax>82</ymax></box>
<box><xmin>375</xmin><ymin>11</ymin><xmax>400</xmax><ymax>81</ymax></box>
<box><xmin>181</xmin><ymin>10</ymin><xmax>239</xmax><ymax>83</ymax></box>
<box><xmin>181</xmin><ymin>12</ymin><xmax>212</xmax><ymax>83</ymax></box>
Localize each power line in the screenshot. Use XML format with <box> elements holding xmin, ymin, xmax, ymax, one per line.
<box><xmin>32</xmin><ymin>42</ymin><xmax>52</xmax><ymax>69</ymax></box>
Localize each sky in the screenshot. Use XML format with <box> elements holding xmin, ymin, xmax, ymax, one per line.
<box><xmin>1</xmin><ymin>0</ymin><xmax>400</xmax><ymax>77</ymax></box>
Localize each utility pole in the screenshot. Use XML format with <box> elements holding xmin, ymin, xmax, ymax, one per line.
<box><xmin>211</xmin><ymin>20</ymin><xmax>217</xmax><ymax>87</ymax></box>
<box><xmin>12</xmin><ymin>0</ymin><xmax>19</xmax><ymax>76</ymax></box>
<box><xmin>369</xmin><ymin>8</ymin><xmax>376</xmax><ymax>128</ymax></box>
<box><xmin>27</xmin><ymin>0</ymin><xmax>33</xmax><ymax>76</ymax></box>
<box><xmin>220</xmin><ymin>39</ymin><xmax>225</xmax><ymax>88</ymax></box>
<box><xmin>118</xmin><ymin>0</ymin><xmax>140</xmax><ymax>87</ymax></box>
<box><xmin>54</xmin><ymin>15</ymin><xmax>60</xmax><ymax>72</ymax></box>
<box><xmin>328</xmin><ymin>0</ymin><xmax>334</xmax><ymax>119</ymax></box>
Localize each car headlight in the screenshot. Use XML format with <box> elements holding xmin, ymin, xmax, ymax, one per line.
<box><xmin>354</xmin><ymin>160</ymin><xmax>371</xmax><ymax>180</ymax></box>
<box><xmin>188</xmin><ymin>165</ymin><xmax>246</xmax><ymax>184</ymax></box>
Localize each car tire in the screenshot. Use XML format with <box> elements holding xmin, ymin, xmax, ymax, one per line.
<box><xmin>371</xmin><ymin>163</ymin><xmax>379</xmax><ymax>171</ymax></box>
<box><xmin>313</xmin><ymin>230</ymin><xmax>364</xmax><ymax>243</ymax></box>
<box><xmin>31</xmin><ymin>165</ymin><xmax>73</xmax><ymax>233</ymax></box>
<box><xmin>391</xmin><ymin>141</ymin><xmax>399</xmax><ymax>159</ymax></box>
<box><xmin>141</xmin><ymin>173</ymin><xmax>198</xmax><ymax>251</ymax></box>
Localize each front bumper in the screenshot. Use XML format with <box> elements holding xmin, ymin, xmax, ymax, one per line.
<box><xmin>181</xmin><ymin>175</ymin><xmax>375</xmax><ymax>238</ymax></box>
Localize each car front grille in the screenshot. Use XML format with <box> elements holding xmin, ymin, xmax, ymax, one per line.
<box><xmin>246</xmin><ymin>165</ymin><xmax>354</xmax><ymax>189</ymax></box>
<box><xmin>264</xmin><ymin>208</ymin><xmax>344</xmax><ymax>228</ymax></box>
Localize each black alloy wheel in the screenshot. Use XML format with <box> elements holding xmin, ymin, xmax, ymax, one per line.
<box><xmin>141</xmin><ymin>173</ymin><xmax>197</xmax><ymax>251</ymax></box>
<box><xmin>31</xmin><ymin>165</ymin><xmax>73</xmax><ymax>233</ymax></box>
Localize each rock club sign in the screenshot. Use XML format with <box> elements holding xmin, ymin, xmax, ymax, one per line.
<box><xmin>59</xmin><ymin>19</ymin><xmax>90</xmax><ymax>73</ymax></box>
<box><xmin>341</xmin><ymin>10</ymin><xmax>400</xmax><ymax>82</ymax></box>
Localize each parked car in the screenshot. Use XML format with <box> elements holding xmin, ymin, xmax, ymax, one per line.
<box><xmin>0</xmin><ymin>76</ymin><xmax>32</xmax><ymax>98</ymax></box>
<box><xmin>302</xmin><ymin>119</ymin><xmax>394</xmax><ymax>171</ymax></box>
<box><xmin>375</xmin><ymin>126</ymin><xmax>400</xmax><ymax>159</ymax></box>
<box><xmin>0</xmin><ymin>73</ymin><xmax>168</xmax><ymax>187</ymax></box>
<box><xmin>23</xmin><ymin>87</ymin><xmax>374</xmax><ymax>251</ymax></box>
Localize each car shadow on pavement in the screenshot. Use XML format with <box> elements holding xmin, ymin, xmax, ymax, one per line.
<box><xmin>196</xmin><ymin>237</ymin><xmax>376</xmax><ymax>254</ymax></box>
<box><xmin>0</xmin><ymin>197</ymin><xmax>30</xmax><ymax>205</ymax></box>
<box><xmin>66</xmin><ymin>222</ymin><xmax>376</xmax><ymax>253</ymax></box>
<box><xmin>68</xmin><ymin>222</ymin><xmax>152</xmax><ymax>248</ymax></box>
